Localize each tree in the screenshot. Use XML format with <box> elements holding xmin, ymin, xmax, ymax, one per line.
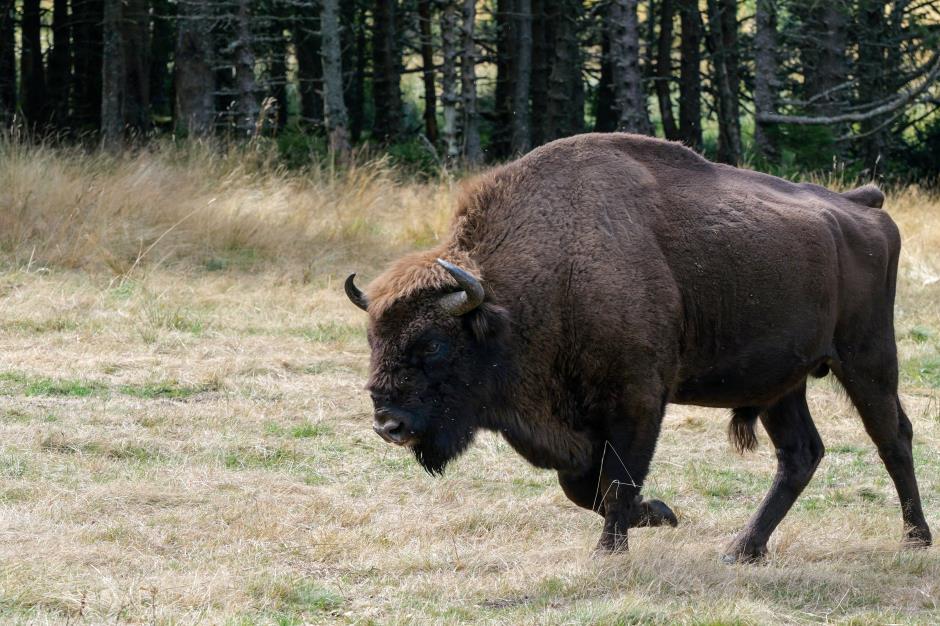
<box><xmin>373</xmin><ymin>0</ymin><xmax>403</xmax><ymax>141</ymax></box>
<box><xmin>122</xmin><ymin>0</ymin><xmax>151</xmax><ymax>133</ymax></box>
<box><xmin>20</xmin><ymin>0</ymin><xmax>47</xmax><ymax>124</ymax></box>
<box><xmin>655</xmin><ymin>0</ymin><xmax>679</xmax><ymax>139</ymax></box>
<box><xmin>175</xmin><ymin>0</ymin><xmax>215</xmax><ymax>136</ymax></box>
<box><xmin>545</xmin><ymin>0</ymin><xmax>584</xmax><ymax>141</ymax></box>
<box><xmin>705</xmin><ymin>0</ymin><xmax>742</xmax><ymax>163</ymax></box>
<box><xmin>460</xmin><ymin>0</ymin><xmax>482</xmax><ymax>163</ymax></box>
<box><xmin>0</xmin><ymin>0</ymin><xmax>15</xmax><ymax>124</ymax></box>
<box><xmin>72</xmin><ymin>0</ymin><xmax>104</xmax><ymax>131</ymax></box>
<box><xmin>294</xmin><ymin>5</ymin><xmax>323</xmax><ymax>128</ymax></box>
<box><xmin>418</xmin><ymin>0</ymin><xmax>439</xmax><ymax>144</ymax></box>
<box><xmin>511</xmin><ymin>0</ymin><xmax>533</xmax><ymax>154</ymax></box>
<box><xmin>47</xmin><ymin>0</ymin><xmax>72</xmax><ymax>127</ymax></box>
<box><xmin>609</xmin><ymin>0</ymin><xmax>652</xmax><ymax>134</ymax></box>
<box><xmin>234</xmin><ymin>0</ymin><xmax>260</xmax><ymax>136</ymax></box>
<box><xmin>150</xmin><ymin>0</ymin><xmax>176</xmax><ymax>123</ymax></box>
<box><xmin>101</xmin><ymin>0</ymin><xmax>126</xmax><ymax>145</ymax></box>
<box><xmin>677</xmin><ymin>0</ymin><xmax>702</xmax><ymax>149</ymax></box>
<box><xmin>440</xmin><ymin>0</ymin><xmax>460</xmax><ymax>162</ymax></box>
<box><xmin>753</xmin><ymin>0</ymin><xmax>778</xmax><ymax>160</ymax></box>
<box><xmin>321</xmin><ymin>0</ymin><xmax>350</xmax><ymax>155</ymax></box>
<box><xmin>495</xmin><ymin>0</ymin><xmax>534</xmax><ymax>155</ymax></box>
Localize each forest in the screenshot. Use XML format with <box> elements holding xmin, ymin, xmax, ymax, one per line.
<box><xmin>0</xmin><ymin>0</ymin><xmax>939</xmax><ymax>177</ymax></box>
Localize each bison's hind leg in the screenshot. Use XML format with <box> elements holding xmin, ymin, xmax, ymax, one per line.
<box><xmin>723</xmin><ymin>383</ymin><xmax>824</xmax><ymax>563</ymax></box>
<box><xmin>836</xmin><ymin>356</ymin><xmax>932</xmax><ymax>547</ymax></box>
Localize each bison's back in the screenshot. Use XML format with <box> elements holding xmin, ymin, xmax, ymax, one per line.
<box><xmin>468</xmin><ymin>134</ymin><xmax>901</xmax><ymax>408</ymax></box>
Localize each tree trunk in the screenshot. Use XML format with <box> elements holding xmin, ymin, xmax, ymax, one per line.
<box><xmin>857</xmin><ymin>0</ymin><xmax>889</xmax><ymax>171</ymax></box>
<box><xmin>655</xmin><ymin>0</ymin><xmax>679</xmax><ymax>139</ymax></box>
<box><xmin>122</xmin><ymin>0</ymin><xmax>150</xmax><ymax>134</ymax></box>
<box><xmin>0</xmin><ymin>0</ymin><xmax>18</xmax><ymax>123</ymax></box>
<box><xmin>511</xmin><ymin>0</ymin><xmax>533</xmax><ymax>155</ymax></box>
<box><xmin>294</xmin><ymin>7</ymin><xmax>323</xmax><ymax>129</ymax></box>
<box><xmin>799</xmin><ymin>0</ymin><xmax>848</xmax><ymax>115</ymax></box>
<box><xmin>372</xmin><ymin>0</ymin><xmax>402</xmax><ymax>141</ymax></box>
<box><xmin>609</xmin><ymin>0</ymin><xmax>651</xmax><ymax>134</ymax></box>
<box><xmin>72</xmin><ymin>0</ymin><xmax>104</xmax><ymax>131</ymax></box>
<box><xmin>753</xmin><ymin>0</ymin><xmax>778</xmax><ymax>160</ymax></box>
<box><xmin>545</xmin><ymin>0</ymin><xmax>583</xmax><ymax>141</ymax></box>
<box><xmin>268</xmin><ymin>17</ymin><xmax>289</xmax><ymax>131</ymax></box>
<box><xmin>497</xmin><ymin>0</ymin><xmax>533</xmax><ymax>155</ymax></box>
<box><xmin>149</xmin><ymin>0</ymin><xmax>176</xmax><ymax>123</ymax></box>
<box><xmin>677</xmin><ymin>0</ymin><xmax>701</xmax><ymax>149</ymax></box>
<box><xmin>321</xmin><ymin>0</ymin><xmax>350</xmax><ymax>155</ymax></box>
<box><xmin>21</xmin><ymin>0</ymin><xmax>47</xmax><ymax>125</ymax></box>
<box><xmin>101</xmin><ymin>0</ymin><xmax>125</xmax><ymax>145</ymax></box>
<box><xmin>344</xmin><ymin>1</ymin><xmax>367</xmax><ymax>142</ymax></box>
<box><xmin>595</xmin><ymin>28</ymin><xmax>617</xmax><ymax>132</ymax></box>
<box><xmin>493</xmin><ymin>0</ymin><xmax>514</xmax><ymax>158</ymax></box>
<box><xmin>234</xmin><ymin>0</ymin><xmax>259</xmax><ymax>137</ymax></box>
<box><xmin>174</xmin><ymin>0</ymin><xmax>215</xmax><ymax>136</ymax></box>
<box><xmin>705</xmin><ymin>0</ymin><xmax>741</xmax><ymax>163</ymax></box>
<box><xmin>418</xmin><ymin>0</ymin><xmax>439</xmax><ymax>144</ymax></box>
<box><xmin>530</xmin><ymin>0</ymin><xmax>551</xmax><ymax>143</ymax></box>
<box><xmin>440</xmin><ymin>1</ymin><xmax>460</xmax><ymax>162</ymax></box>
<box><xmin>460</xmin><ymin>0</ymin><xmax>482</xmax><ymax>164</ymax></box>
<box><xmin>47</xmin><ymin>0</ymin><xmax>72</xmax><ymax>128</ymax></box>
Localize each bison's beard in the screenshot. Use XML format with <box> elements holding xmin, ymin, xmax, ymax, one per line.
<box><xmin>411</xmin><ymin>423</ymin><xmax>476</xmax><ymax>475</ymax></box>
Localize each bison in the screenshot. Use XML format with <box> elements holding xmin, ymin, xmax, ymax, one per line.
<box><xmin>344</xmin><ymin>133</ymin><xmax>931</xmax><ymax>561</ymax></box>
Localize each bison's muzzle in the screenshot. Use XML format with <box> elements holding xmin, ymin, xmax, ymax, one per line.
<box><xmin>372</xmin><ymin>406</ymin><xmax>417</xmax><ymax>446</ymax></box>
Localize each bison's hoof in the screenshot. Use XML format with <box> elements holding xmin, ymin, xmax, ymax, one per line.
<box><xmin>903</xmin><ymin>525</ymin><xmax>932</xmax><ymax>549</ymax></box>
<box><xmin>721</xmin><ymin>539</ymin><xmax>768</xmax><ymax>565</ymax></box>
<box><xmin>594</xmin><ymin>531</ymin><xmax>629</xmax><ymax>555</ymax></box>
<box><xmin>634</xmin><ymin>499</ymin><xmax>678</xmax><ymax>528</ymax></box>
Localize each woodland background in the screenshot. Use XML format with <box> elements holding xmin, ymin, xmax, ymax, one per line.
<box><xmin>0</xmin><ymin>0</ymin><xmax>938</xmax><ymax>180</ymax></box>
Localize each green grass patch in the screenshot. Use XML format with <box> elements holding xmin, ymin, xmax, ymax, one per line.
<box><xmin>25</xmin><ymin>378</ymin><xmax>106</xmax><ymax>397</ymax></box>
<box><xmin>222</xmin><ymin>445</ymin><xmax>301</xmax><ymax>471</ymax></box>
<box><xmin>120</xmin><ymin>381</ymin><xmax>214</xmax><ymax>399</ymax></box>
<box><xmin>291</xmin><ymin>321</ymin><xmax>363</xmax><ymax>344</ymax></box>
<box><xmin>290</xmin><ymin>422</ymin><xmax>332</xmax><ymax>439</ymax></box>
<box><xmin>0</xmin><ymin>317</ymin><xmax>79</xmax><ymax>333</ymax></box>
<box><xmin>902</xmin><ymin>354</ymin><xmax>940</xmax><ymax>389</ymax></box>
<box><xmin>244</xmin><ymin>577</ymin><xmax>344</xmax><ymax>623</ymax></box>
<box><xmin>907</xmin><ymin>326</ymin><xmax>934</xmax><ymax>343</ymax></box>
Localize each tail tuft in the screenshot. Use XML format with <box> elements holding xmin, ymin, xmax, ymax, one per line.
<box><xmin>728</xmin><ymin>407</ymin><xmax>761</xmax><ymax>453</ymax></box>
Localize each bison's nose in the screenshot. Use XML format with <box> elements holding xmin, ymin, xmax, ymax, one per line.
<box><xmin>373</xmin><ymin>408</ymin><xmax>415</xmax><ymax>446</ymax></box>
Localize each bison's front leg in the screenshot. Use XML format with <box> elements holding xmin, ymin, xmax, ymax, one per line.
<box><xmin>561</xmin><ymin>401</ymin><xmax>674</xmax><ymax>554</ymax></box>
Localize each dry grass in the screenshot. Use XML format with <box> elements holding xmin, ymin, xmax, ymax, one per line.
<box><xmin>0</xmin><ymin>142</ymin><xmax>939</xmax><ymax>624</ymax></box>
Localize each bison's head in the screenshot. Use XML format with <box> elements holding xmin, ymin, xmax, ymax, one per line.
<box><xmin>345</xmin><ymin>258</ymin><xmax>509</xmax><ymax>474</ymax></box>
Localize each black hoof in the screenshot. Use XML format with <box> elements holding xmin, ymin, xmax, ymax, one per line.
<box><xmin>721</xmin><ymin>540</ymin><xmax>768</xmax><ymax>564</ymax></box>
<box><xmin>640</xmin><ymin>499</ymin><xmax>679</xmax><ymax>528</ymax></box>
<box><xmin>903</xmin><ymin>526</ymin><xmax>932</xmax><ymax>549</ymax></box>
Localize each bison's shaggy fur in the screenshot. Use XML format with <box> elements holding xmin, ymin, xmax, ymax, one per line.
<box><xmin>350</xmin><ymin>133</ymin><xmax>931</xmax><ymax>560</ymax></box>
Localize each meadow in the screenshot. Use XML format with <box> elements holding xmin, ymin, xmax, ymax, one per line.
<box><xmin>0</xmin><ymin>140</ymin><xmax>939</xmax><ymax>624</ymax></box>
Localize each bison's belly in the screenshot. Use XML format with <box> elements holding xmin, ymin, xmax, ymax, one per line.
<box><xmin>672</xmin><ymin>347</ymin><xmax>828</xmax><ymax>408</ymax></box>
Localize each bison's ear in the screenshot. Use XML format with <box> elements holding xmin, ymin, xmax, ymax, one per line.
<box><xmin>467</xmin><ymin>302</ymin><xmax>510</xmax><ymax>343</ymax></box>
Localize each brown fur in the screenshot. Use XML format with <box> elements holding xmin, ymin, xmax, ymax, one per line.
<box><xmin>354</xmin><ymin>133</ymin><xmax>931</xmax><ymax>558</ymax></box>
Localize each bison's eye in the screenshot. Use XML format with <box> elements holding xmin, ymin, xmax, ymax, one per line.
<box><xmin>419</xmin><ymin>338</ymin><xmax>449</xmax><ymax>362</ymax></box>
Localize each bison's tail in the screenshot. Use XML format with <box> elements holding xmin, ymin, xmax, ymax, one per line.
<box><xmin>728</xmin><ymin>407</ymin><xmax>761</xmax><ymax>453</ymax></box>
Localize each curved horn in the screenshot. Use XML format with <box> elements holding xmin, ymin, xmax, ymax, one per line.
<box><xmin>436</xmin><ymin>258</ymin><xmax>485</xmax><ymax>316</ymax></box>
<box><xmin>344</xmin><ymin>273</ymin><xmax>369</xmax><ymax>311</ymax></box>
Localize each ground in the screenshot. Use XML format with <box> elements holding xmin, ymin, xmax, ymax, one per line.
<box><xmin>0</xmin><ymin>147</ymin><xmax>939</xmax><ymax>624</ymax></box>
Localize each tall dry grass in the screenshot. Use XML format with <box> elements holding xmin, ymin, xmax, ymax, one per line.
<box><xmin>0</xmin><ymin>136</ymin><xmax>454</xmax><ymax>276</ymax></box>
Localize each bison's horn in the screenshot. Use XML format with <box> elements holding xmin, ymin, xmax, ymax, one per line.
<box><xmin>344</xmin><ymin>273</ymin><xmax>369</xmax><ymax>311</ymax></box>
<box><xmin>436</xmin><ymin>258</ymin><xmax>484</xmax><ymax>316</ymax></box>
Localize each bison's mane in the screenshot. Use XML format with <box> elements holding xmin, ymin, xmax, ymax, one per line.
<box><xmin>364</xmin><ymin>169</ymin><xmax>514</xmax><ymax>318</ymax></box>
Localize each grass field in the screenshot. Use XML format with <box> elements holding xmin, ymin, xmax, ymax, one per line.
<box><xmin>1</xmin><ymin>142</ymin><xmax>939</xmax><ymax>624</ymax></box>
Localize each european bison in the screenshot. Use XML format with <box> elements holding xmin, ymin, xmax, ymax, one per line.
<box><xmin>345</xmin><ymin>133</ymin><xmax>931</xmax><ymax>561</ymax></box>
